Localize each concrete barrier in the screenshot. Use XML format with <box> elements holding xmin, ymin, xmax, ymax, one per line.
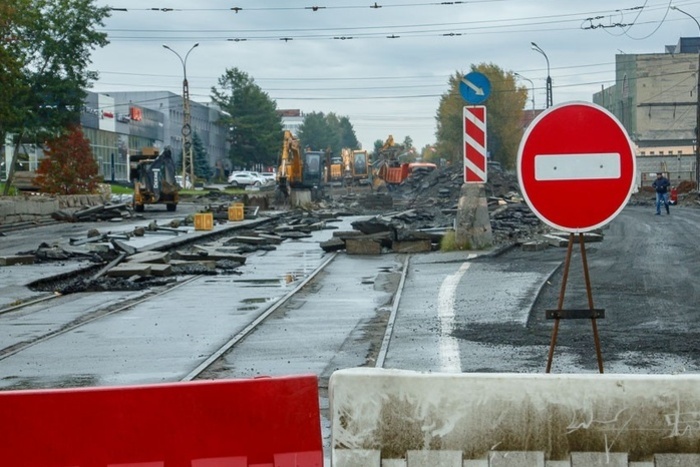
<box><xmin>330</xmin><ymin>368</ymin><xmax>700</xmax><ymax>466</ymax></box>
<box><xmin>0</xmin><ymin>193</ymin><xmax>109</xmax><ymax>225</ymax></box>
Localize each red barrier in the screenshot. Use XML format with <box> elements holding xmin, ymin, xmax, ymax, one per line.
<box><xmin>0</xmin><ymin>376</ymin><xmax>322</xmax><ymax>467</ymax></box>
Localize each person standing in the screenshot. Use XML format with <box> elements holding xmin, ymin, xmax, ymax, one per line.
<box><xmin>652</xmin><ymin>172</ymin><xmax>670</xmax><ymax>215</ymax></box>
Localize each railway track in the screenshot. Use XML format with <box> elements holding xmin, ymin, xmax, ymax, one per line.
<box><xmin>0</xmin><ymin>216</ymin><xmax>406</xmax><ymax>390</ymax></box>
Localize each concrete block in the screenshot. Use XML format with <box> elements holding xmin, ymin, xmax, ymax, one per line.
<box><xmin>629</xmin><ymin>462</ymin><xmax>654</xmax><ymax>467</ymax></box>
<box><xmin>127</xmin><ymin>251</ymin><xmax>171</xmax><ymax>264</ymax></box>
<box><xmin>392</xmin><ymin>239</ymin><xmax>432</xmax><ymax>253</ymax></box>
<box><xmin>382</xmin><ymin>459</ymin><xmax>406</xmax><ymax>467</ymax></box>
<box><xmin>148</xmin><ymin>264</ymin><xmax>172</xmax><ymax>277</ymax></box>
<box><xmin>654</xmin><ymin>453</ymin><xmax>700</xmax><ymax>466</ymax></box>
<box><xmin>106</xmin><ymin>263</ymin><xmax>151</xmax><ymax>278</ymax></box>
<box><xmin>489</xmin><ymin>451</ymin><xmax>545</xmax><ymax>467</ymax></box>
<box><xmin>407</xmin><ymin>450</ymin><xmax>462</xmax><ymax>466</ymax></box>
<box><xmin>545</xmin><ymin>462</ymin><xmax>570</xmax><ymax>467</ymax></box>
<box><xmin>463</xmin><ymin>460</ymin><xmax>488</xmax><ymax>467</ymax></box>
<box><xmin>346</xmin><ymin>238</ymin><xmax>381</xmax><ymax>255</ymax></box>
<box><xmin>333</xmin><ymin>449</ymin><xmax>381</xmax><ymax>467</ymax></box>
<box><xmin>0</xmin><ymin>255</ymin><xmax>35</xmax><ymax>266</ymax></box>
<box><xmin>570</xmin><ymin>452</ymin><xmax>627</xmax><ymax>466</ymax></box>
<box><xmin>522</xmin><ymin>240</ymin><xmax>549</xmax><ymax>251</ymax></box>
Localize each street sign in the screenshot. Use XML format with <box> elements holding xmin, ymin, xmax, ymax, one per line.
<box><xmin>517</xmin><ymin>101</ymin><xmax>636</xmax><ymax>232</ymax></box>
<box><xmin>464</xmin><ymin>106</ymin><xmax>487</xmax><ymax>184</ymax></box>
<box><xmin>459</xmin><ymin>72</ymin><xmax>491</xmax><ymax>104</ymax></box>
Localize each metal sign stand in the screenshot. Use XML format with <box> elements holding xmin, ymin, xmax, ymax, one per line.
<box><xmin>545</xmin><ymin>233</ymin><xmax>605</xmax><ymax>373</ymax></box>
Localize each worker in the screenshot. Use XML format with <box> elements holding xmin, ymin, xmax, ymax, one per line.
<box><xmin>651</xmin><ymin>172</ymin><xmax>670</xmax><ymax>215</ymax></box>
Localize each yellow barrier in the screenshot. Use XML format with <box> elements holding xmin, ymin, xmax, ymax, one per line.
<box><xmin>228</xmin><ymin>203</ymin><xmax>244</xmax><ymax>221</ymax></box>
<box><xmin>194</xmin><ymin>212</ymin><xmax>214</xmax><ymax>231</ymax></box>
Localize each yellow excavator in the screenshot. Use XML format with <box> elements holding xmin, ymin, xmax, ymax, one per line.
<box><xmin>340</xmin><ymin>147</ymin><xmax>371</xmax><ymax>186</ymax></box>
<box><xmin>276</xmin><ymin>130</ymin><xmax>324</xmax><ymax>203</ymax></box>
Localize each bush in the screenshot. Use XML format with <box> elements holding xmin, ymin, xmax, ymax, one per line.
<box><xmin>35</xmin><ymin>126</ymin><xmax>101</xmax><ymax>195</ymax></box>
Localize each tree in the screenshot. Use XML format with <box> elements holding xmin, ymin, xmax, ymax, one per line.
<box><xmin>0</xmin><ymin>1</ymin><xmax>30</xmax><ymax>148</ymax></box>
<box><xmin>35</xmin><ymin>126</ymin><xmax>101</xmax><ymax>194</ymax></box>
<box><xmin>338</xmin><ymin>116</ymin><xmax>360</xmax><ymax>149</ymax></box>
<box><xmin>192</xmin><ymin>132</ymin><xmax>211</xmax><ymax>181</ymax></box>
<box><xmin>297</xmin><ymin>112</ymin><xmax>359</xmax><ymax>156</ymax></box>
<box><xmin>2</xmin><ymin>0</ymin><xmax>110</xmax><ymax>195</ymax></box>
<box><xmin>211</xmin><ymin>68</ymin><xmax>282</xmax><ymax>169</ymax></box>
<box><xmin>435</xmin><ymin>63</ymin><xmax>527</xmax><ymax>169</ymax></box>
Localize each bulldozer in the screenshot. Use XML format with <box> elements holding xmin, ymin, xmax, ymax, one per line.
<box><xmin>276</xmin><ymin>130</ymin><xmax>324</xmax><ymax>204</ymax></box>
<box><xmin>129</xmin><ymin>147</ymin><xmax>179</xmax><ymax>212</ymax></box>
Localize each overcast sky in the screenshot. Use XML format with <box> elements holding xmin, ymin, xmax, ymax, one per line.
<box><xmin>90</xmin><ymin>0</ymin><xmax>700</xmax><ymax>151</ymax></box>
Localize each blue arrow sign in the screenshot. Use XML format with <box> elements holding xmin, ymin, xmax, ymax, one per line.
<box><xmin>459</xmin><ymin>72</ymin><xmax>491</xmax><ymax>105</ymax></box>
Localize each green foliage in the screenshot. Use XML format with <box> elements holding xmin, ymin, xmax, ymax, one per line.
<box><xmin>435</xmin><ymin>63</ymin><xmax>527</xmax><ymax>169</ymax></box>
<box><xmin>35</xmin><ymin>126</ymin><xmax>101</xmax><ymax>194</ymax></box>
<box><xmin>439</xmin><ymin>230</ymin><xmax>471</xmax><ymax>251</ymax></box>
<box><xmin>211</xmin><ymin>68</ymin><xmax>283</xmax><ymax>169</ymax></box>
<box><xmin>297</xmin><ymin>112</ymin><xmax>360</xmax><ymax>156</ymax></box>
<box><xmin>2</xmin><ymin>0</ymin><xmax>110</xmax><ymax>195</ymax></box>
<box><xmin>192</xmin><ymin>132</ymin><xmax>211</xmax><ymax>180</ymax></box>
<box><xmin>109</xmin><ymin>184</ymin><xmax>133</xmax><ymax>195</ymax></box>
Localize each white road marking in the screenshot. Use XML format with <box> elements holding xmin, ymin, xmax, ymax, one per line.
<box><xmin>534</xmin><ymin>153</ymin><xmax>621</xmax><ymax>181</ymax></box>
<box><xmin>437</xmin><ymin>260</ymin><xmax>473</xmax><ymax>372</ymax></box>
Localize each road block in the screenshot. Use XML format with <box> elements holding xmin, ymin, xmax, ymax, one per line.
<box><xmin>0</xmin><ymin>375</ymin><xmax>323</xmax><ymax>467</ymax></box>
<box><xmin>329</xmin><ymin>368</ymin><xmax>700</xmax><ymax>466</ymax></box>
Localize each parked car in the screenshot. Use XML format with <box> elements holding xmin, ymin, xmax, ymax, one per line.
<box><xmin>175</xmin><ymin>175</ymin><xmax>193</xmax><ymax>189</ymax></box>
<box><xmin>228</xmin><ymin>171</ymin><xmax>264</xmax><ymax>187</ymax></box>
<box><xmin>259</xmin><ymin>172</ymin><xmax>277</xmax><ymax>184</ymax></box>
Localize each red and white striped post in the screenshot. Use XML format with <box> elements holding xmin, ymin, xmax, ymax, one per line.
<box><xmin>463</xmin><ymin>106</ymin><xmax>487</xmax><ymax>184</ymax></box>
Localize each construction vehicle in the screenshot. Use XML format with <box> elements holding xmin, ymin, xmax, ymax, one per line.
<box><xmin>340</xmin><ymin>148</ymin><xmax>371</xmax><ymax>186</ymax></box>
<box><xmin>373</xmin><ymin>135</ymin><xmax>410</xmax><ymax>190</ymax></box>
<box><xmin>129</xmin><ymin>147</ymin><xmax>179</xmax><ymax>212</ymax></box>
<box><xmin>277</xmin><ymin>130</ymin><xmax>324</xmax><ymax>203</ymax></box>
<box><xmin>325</xmin><ymin>150</ymin><xmax>344</xmax><ymax>186</ymax></box>
<box><xmin>350</xmin><ymin>149</ymin><xmax>371</xmax><ymax>185</ymax></box>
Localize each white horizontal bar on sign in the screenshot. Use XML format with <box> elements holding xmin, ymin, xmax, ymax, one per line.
<box><xmin>534</xmin><ymin>153</ymin><xmax>621</xmax><ymax>181</ymax></box>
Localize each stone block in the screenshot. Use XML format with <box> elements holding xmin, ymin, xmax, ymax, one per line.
<box><xmin>392</xmin><ymin>239</ymin><xmax>432</xmax><ymax>253</ymax></box>
<box><xmin>333</xmin><ymin>449</ymin><xmax>381</xmax><ymax>467</ymax></box>
<box><xmin>346</xmin><ymin>238</ymin><xmax>381</xmax><ymax>255</ymax></box>
<box><xmin>106</xmin><ymin>263</ymin><xmax>152</xmax><ymax>278</ymax></box>
<box><xmin>148</xmin><ymin>264</ymin><xmax>173</xmax><ymax>277</ymax></box>
<box><xmin>0</xmin><ymin>255</ymin><xmax>35</xmax><ymax>266</ymax></box>
<box><xmin>407</xmin><ymin>450</ymin><xmax>462</xmax><ymax>466</ymax></box>
<box><xmin>654</xmin><ymin>453</ymin><xmax>700</xmax><ymax>467</ymax></box>
<box><xmin>522</xmin><ymin>240</ymin><xmax>549</xmax><ymax>251</ymax></box>
<box><xmin>127</xmin><ymin>251</ymin><xmax>171</xmax><ymax>264</ymax></box>
<box><xmin>489</xmin><ymin>451</ymin><xmax>545</xmax><ymax>467</ymax></box>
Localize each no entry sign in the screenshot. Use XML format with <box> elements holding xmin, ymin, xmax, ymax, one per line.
<box><xmin>517</xmin><ymin>102</ymin><xmax>636</xmax><ymax>232</ymax></box>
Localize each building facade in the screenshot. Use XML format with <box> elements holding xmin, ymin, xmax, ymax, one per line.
<box><xmin>105</xmin><ymin>91</ymin><xmax>231</xmax><ymax>179</ymax></box>
<box><xmin>593</xmin><ymin>37</ymin><xmax>700</xmax><ymax>186</ymax></box>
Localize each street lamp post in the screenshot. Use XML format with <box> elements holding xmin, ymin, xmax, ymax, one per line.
<box><xmin>671</xmin><ymin>6</ymin><xmax>700</xmax><ymax>189</ymax></box>
<box><xmin>514</xmin><ymin>72</ymin><xmax>536</xmax><ymax>111</ymax></box>
<box><xmin>531</xmin><ymin>42</ymin><xmax>552</xmax><ymax>108</ymax></box>
<box><xmin>163</xmin><ymin>43</ymin><xmax>199</xmax><ymax>188</ymax></box>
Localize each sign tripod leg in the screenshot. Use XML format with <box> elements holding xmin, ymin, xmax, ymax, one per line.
<box><xmin>545</xmin><ymin>233</ymin><xmax>605</xmax><ymax>374</ymax></box>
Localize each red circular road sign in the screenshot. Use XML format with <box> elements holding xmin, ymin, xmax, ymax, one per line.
<box><xmin>517</xmin><ymin>102</ymin><xmax>636</xmax><ymax>233</ymax></box>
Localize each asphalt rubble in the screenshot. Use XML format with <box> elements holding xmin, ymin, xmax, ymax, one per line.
<box><xmin>2</xmin><ymin>164</ymin><xmax>575</xmax><ymax>295</ymax></box>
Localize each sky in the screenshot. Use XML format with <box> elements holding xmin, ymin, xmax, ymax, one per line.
<box><xmin>89</xmin><ymin>0</ymin><xmax>700</xmax><ymax>151</ymax></box>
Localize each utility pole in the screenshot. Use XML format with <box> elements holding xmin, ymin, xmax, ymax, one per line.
<box><xmin>514</xmin><ymin>72</ymin><xmax>536</xmax><ymax>111</ymax></box>
<box><xmin>531</xmin><ymin>42</ymin><xmax>553</xmax><ymax>108</ymax></box>
<box><xmin>671</xmin><ymin>6</ymin><xmax>700</xmax><ymax>189</ymax></box>
<box><xmin>163</xmin><ymin>43</ymin><xmax>199</xmax><ymax>187</ymax></box>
